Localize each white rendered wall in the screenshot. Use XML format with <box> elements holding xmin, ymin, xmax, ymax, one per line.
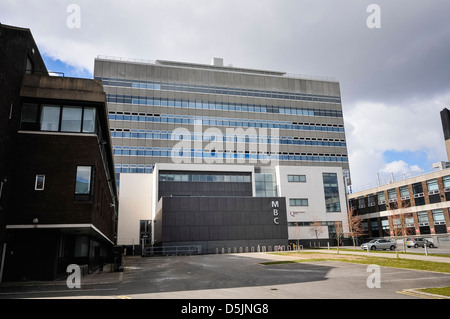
<box><xmin>276</xmin><ymin>166</ymin><xmax>349</xmax><ymax>240</ymax></box>
<box><xmin>117</xmin><ymin>173</ymin><xmax>153</xmax><ymax>246</ymax></box>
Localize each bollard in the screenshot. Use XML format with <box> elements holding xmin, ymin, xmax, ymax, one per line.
<box><xmin>425</xmin><ymin>243</ymin><xmax>428</xmax><ymax>256</ymax></box>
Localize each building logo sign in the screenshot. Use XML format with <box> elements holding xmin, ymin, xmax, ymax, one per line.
<box><xmin>272</xmin><ymin>201</ymin><xmax>279</xmax><ymax>225</ymax></box>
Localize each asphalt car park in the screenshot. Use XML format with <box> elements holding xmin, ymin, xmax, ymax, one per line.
<box><xmin>1</xmin><ymin>251</ymin><xmax>449</xmax><ymax>300</ymax></box>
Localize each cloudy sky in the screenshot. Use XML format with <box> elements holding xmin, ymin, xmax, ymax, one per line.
<box><xmin>2</xmin><ymin>0</ymin><xmax>450</xmax><ymax>189</ymax></box>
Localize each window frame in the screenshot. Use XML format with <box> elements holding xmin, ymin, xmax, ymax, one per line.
<box><xmin>287</xmin><ymin>174</ymin><xmax>306</xmax><ymax>183</ymax></box>
<box><xmin>20</xmin><ymin>103</ymin><xmax>98</xmax><ymax>134</ymax></box>
<box><xmin>289</xmin><ymin>198</ymin><xmax>309</xmax><ymax>207</ymax></box>
<box><xmin>35</xmin><ymin>174</ymin><xmax>45</xmax><ymax>191</ymax></box>
<box><xmin>74</xmin><ymin>166</ymin><xmax>95</xmax><ymax>201</ymax></box>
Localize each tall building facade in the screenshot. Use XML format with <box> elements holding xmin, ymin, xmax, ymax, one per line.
<box><xmin>94</xmin><ymin>57</ymin><xmax>350</xmax><ymax>252</ymax></box>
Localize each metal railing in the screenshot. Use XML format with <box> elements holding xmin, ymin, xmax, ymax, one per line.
<box><xmin>142</xmin><ymin>245</ymin><xmax>201</xmax><ymax>257</ymax></box>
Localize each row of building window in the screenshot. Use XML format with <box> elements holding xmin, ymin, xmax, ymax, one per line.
<box><xmin>110</xmin><ymin>129</ymin><xmax>346</xmax><ymax>148</ymax></box>
<box><xmin>104</xmin><ymin>94</ymin><xmax>342</xmax><ymax>118</ymax></box>
<box><xmin>290</xmin><ymin>198</ymin><xmax>309</xmax><ymax>206</ymax></box>
<box><xmin>288</xmin><ymin>175</ymin><xmax>306</xmax><ymax>183</ymax></box>
<box><xmin>363</xmin><ymin>209</ymin><xmax>448</xmax><ymax>235</ymax></box>
<box><xmin>112</xmin><ymin>146</ymin><xmax>349</xmax><ymax>163</ymax></box>
<box><xmin>98</xmin><ymin>77</ymin><xmax>342</xmax><ymax>104</ymax></box>
<box><xmin>159</xmin><ymin>173</ymin><xmax>251</xmax><ymax>183</ymax></box>
<box><xmin>108</xmin><ymin>112</ymin><xmax>345</xmax><ymax>133</ymax></box>
<box><xmin>115</xmin><ymin>164</ymin><xmax>153</xmax><ymax>174</ymax></box>
<box><xmin>21</xmin><ymin>103</ymin><xmax>97</xmax><ymax>134</ymax></box>
<box><xmin>355</xmin><ymin>176</ymin><xmax>450</xmax><ymax>209</ymax></box>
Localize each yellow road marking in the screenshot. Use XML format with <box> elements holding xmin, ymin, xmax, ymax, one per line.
<box><xmin>117</xmin><ymin>295</ymin><xmax>132</xmax><ymax>299</ymax></box>
<box><xmin>397</xmin><ymin>290</ymin><xmax>444</xmax><ymax>299</ymax></box>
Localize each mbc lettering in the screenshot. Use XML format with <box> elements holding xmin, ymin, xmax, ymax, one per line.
<box><xmin>271</xmin><ymin>201</ymin><xmax>279</xmax><ymax>225</ymax></box>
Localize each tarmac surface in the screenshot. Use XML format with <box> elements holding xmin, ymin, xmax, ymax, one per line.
<box><xmin>1</xmin><ymin>247</ymin><xmax>450</xmax><ymax>300</ymax></box>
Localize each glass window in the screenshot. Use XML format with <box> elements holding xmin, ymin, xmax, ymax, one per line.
<box><xmin>83</xmin><ymin>107</ymin><xmax>96</xmax><ymax>133</ymax></box>
<box><xmin>288</xmin><ymin>175</ymin><xmax>306</xmax><ymax>182</ymax></box>
<box><xmin>35</xmin><ymin>174</ymin><xmax>45</xmax><ymax>191</ymax></box>
<box><xmin>399</xmin><ymin>186</ymin><xmax>409</xmax><ymax>198</ymax></box>
<box><xmin>412</xmin><ymin>182</ymin><xmax>423</xmax><ymax>194</ymax></box>
<box><xmin>289</xmin><ymin>198</ymin><xmax>308</xmax><ymax>206</ymax></box>
<box><xmin>387</xmin><ymin>189</ymin><xmax>397</xmax><ymax>200</ymax></box>
<box><xmin>432</xmin><ymin>209</ymin><xmax>445</xmax><ymax>224</ymax></box>
<box><xmin>323</xmin><ymin>173</ymin><xmax>340</xmax><ymax>212</ymax></box>
<box><xmin>443</xmin><ymin>176</ymin><xmax>450</xmax><ymax>188</ymax></box>
<box><xmin>75</xmin><ymin>166</ymin><xmax>92</xmax><ymax>195</ymax></box>
<box><xmin>21</xmin><ymin>103</ymin><xmax>39</xmax><ymax>130</ymax></box>
<box><xmin>427</xmin><ymin>179</ymin><xmax>439</xmax><ymax>192</ymax></box>
<box><xmin>61</xmin><ymin>106</ymin><xmax>82</xmax><ymax>132</ymax></box>
<box><xmin>418</xmin><ymin>211</ymin><xmax>429</xmax><ymax>224</ymax></box>
<box><xmin>40</xmin><ymin>105</ymin><xmax>60</xmax><ymax>131</ymax></box>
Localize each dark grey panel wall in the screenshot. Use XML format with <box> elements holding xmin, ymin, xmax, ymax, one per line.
<box><xmin>159</xmin><ymin>181</ymin><xmax>252</xmax><ymax>198</ymax></box>
<box><xmin>158</xmin><ymin>196</ymin><xmax>288</xmax><ymax>252</ymax></box>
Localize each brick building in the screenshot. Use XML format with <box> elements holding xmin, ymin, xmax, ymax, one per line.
<box><xmin>0</xmin><ymin>24</ymin><xmax>118</xmax><ymax>281</ymax></box>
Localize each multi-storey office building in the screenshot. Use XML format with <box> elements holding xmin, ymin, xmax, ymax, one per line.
<box><xmin>94</xmin><ymin>57</ymin><xmax>350</xmax><ymax>252</ymax></box>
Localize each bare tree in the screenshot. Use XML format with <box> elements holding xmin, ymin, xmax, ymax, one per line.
<box><xmin>387</xmin><ymin>199</ymin><xmax>412</xmax><ymax>258</ymax></box>
<box><xmin>335</xmin><ymin>221</ymin><xmax>343</xmax><ymax>254</ymax></box>
<box><xmin>309</xmin><ymin>218</ymin><xmax>323</xmax><ymax>247</ymax></box>
<box><xmin>347</xmin><ymin>205</ymin><xmax>366</xmax><ymax>250</ymax></box>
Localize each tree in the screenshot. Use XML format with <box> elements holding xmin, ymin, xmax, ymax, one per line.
<box><xmin>387</xmin><ymin>198</ymin><xmax>413</xmax><ymax>258</ymax></box>
<box><xmin>309</xmin><ymin>218</ymin><xmax>323</xmax><ymax>247</ymax></box>
<box><xmin>347</xmin><ymin>205</ymin><xmax>366</xmax><ymax>250</ymax></box>
<box><xmin>335</xmin><ymin>221</ymin><xmax>343</xmax><ymax>254</ymax></box>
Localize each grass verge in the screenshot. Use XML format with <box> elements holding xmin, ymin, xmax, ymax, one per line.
<box><xmin>416</xmin><ymin>286</ymin><xmax>450</xmax><ymax>297</ymax></box>
<box><xmin>263</xmin><ymin>252</ymin><xmax>450</xmax><ymax>274</ymax></box>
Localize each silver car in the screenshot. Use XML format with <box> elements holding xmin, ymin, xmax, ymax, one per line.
<box><xmin>406</xmin><ymin>237</ymin><xmax>436</xmax><ymax>248</ymax></box>
<box><xmin>361</xmin><ymin>239</ymin><xmax>396</xmax><ymax>251</ymax></box>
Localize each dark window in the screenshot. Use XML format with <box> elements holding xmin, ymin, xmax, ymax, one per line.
<box><xmin>25</xmin><ymin>56</ymin><xmax>34</xmax><ymax>75</ymax></box>
<box><xmin>140</xmin><ymin>220</ymin><xmax>152</xmax><ymax>245</ymax></box>
<box><xmin>20</xmin><ymin>103</ymin><xmax>39</xmax><ymax>130</ymax></box>
<box><xmin>35</xmin><ymin>174</ymin><xmax>45</xmax><ymax>191</ymax></box>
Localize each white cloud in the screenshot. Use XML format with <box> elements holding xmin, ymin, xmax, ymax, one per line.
<box><xmin>2</xmin><ymin>0</ymin><xmax>450</xmax><ymax>192</ymax></box>
<box><xmin>345</xmin><ymin>94</ymin><xmax>450</xmax><ymax>190</ymax></box>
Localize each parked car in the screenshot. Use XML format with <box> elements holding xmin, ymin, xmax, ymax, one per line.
<box><xmin>361</xmin><ymin>239</ymin><xmax>396</xmax><ymax>251</ymax></box>
<box><xmin>406</xmin><ymin>237</ymin><xmax>436</xmax><ymax>248</ymax></box>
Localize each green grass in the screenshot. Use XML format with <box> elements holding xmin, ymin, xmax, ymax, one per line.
<box><xmin>264</xmin><ymin>252</ymin><xmax>450</xmax><ymax>274</ymax></box>
<box><xmin>417</xmin><ymin>286</ymin><xmax>450</xmax><ymax>297</ymax></box>
<box><xmin>311</xmin><ymin>247</ymin><xmax>450</xmax><ymax>258</ymax></box>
